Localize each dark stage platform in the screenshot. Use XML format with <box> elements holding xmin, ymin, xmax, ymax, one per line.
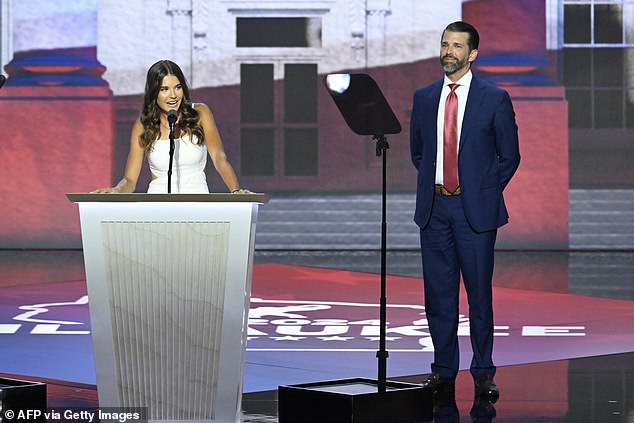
<box><xmin>0</xmin><ymin>249</ymin><xmax>632</xmax><ymax>422</ymax></box>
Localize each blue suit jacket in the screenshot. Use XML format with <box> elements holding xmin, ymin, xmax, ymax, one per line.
<box><xmin>410</xmin><ymin>76</ymin><xmax>520</xmax><ymax>233</ymax></box>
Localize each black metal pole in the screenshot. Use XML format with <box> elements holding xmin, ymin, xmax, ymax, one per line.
<box><xmin>167</xmin><ymin>110</ymin><xmax>177</xmax><ymax>194</ymax></box>
<box><xmin>375</xmin><ymin>134</ymin><xmax>389</xmax><ymax>392</ymax></box>
<box><xmin>167</xmin><ymin>128</ymin><xmax>175</xmax><ymax>194</ymax></box>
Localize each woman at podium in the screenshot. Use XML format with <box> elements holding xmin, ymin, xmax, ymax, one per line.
<box><xmin>93</xmin><ymin>60</ymin><xmax>248</xmax><ymax>194</ymax></box>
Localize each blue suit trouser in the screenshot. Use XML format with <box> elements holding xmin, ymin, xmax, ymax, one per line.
<box><xmin>419</xmin><ymin>194</ymin><xmax>497</xmax><ymax>379</ymax></box>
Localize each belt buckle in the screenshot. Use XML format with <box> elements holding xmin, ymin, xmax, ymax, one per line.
<box><xmin>435</xmin><ymin>185</ymin><xmax>460</xmax><ymax>196</ymax></box>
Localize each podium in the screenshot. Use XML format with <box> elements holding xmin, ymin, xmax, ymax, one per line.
<box><xmin>68</xmin><ymin>193</ymin><xmax>268</xmax><ymax>422</ymax></box>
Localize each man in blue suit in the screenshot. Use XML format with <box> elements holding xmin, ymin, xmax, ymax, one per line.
<box><xmin>410</xmin><ymin>21</ymin><xmax>520</xmax><ymax>402</ymax></box>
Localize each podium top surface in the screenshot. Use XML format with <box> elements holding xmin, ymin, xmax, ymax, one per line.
<box><xmin>67</xmin><ymin>193</ymin><xmax>270</xmax><ymax>204</ymax></box>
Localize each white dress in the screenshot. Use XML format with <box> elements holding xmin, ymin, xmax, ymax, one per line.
<box><xmin>147</xmin><ymin>135</ymin><xmax>209</xmax><ymax>193</ymax></box>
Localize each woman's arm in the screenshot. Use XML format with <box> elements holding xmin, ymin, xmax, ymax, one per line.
<box><xmin>92</xmin><ymin>119</ymin><xmax>145</xmax><ymax>193</ymax></box>
<box><xmin>196</xmin><ymin>103</ymin><xmax>246</xmax><ymax>193</ymax></box>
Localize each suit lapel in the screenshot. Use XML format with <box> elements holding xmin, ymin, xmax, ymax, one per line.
<box><xmin>459</xmin><ymin>77</ymin><xmax>485</xmax><ymax>152</ymax></box>
<box><xmin>425</xmin><ymin>80</ymin><xmax>443</xmax><ymax>147</ymax></box>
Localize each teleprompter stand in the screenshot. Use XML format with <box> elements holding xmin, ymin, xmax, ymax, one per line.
<box><xmin>278</xmin><ymin>74</ymin><xmax>432</xmax><ymax>423</ymax></box>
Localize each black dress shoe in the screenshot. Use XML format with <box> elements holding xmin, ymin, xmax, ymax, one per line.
<box><xmin>434</xmin><ymin>395</ymin><xmax>459</xmax><ymax>423</ymax></box>
<box><xmin>470</xmin><ymin>396</ymin><xmax>497</xmax><ymax>422</ymax></box>
<box><xmin>474</xmin><ymin>374</ymin><xmax>499</xmax><ymax>402</ymax></box>
<box><xmin>421</xmin><ymin>372</ymin><xmax>456</xmax><ymax>396</ymax></box>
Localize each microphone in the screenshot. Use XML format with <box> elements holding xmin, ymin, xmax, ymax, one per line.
<box><xmin>167</xmin><ymin>110</ymin><xmax>177</xmax><ymax>132</ymax></box>
<box><xmin>167</xmin><ymin>110</ymin><xmax>178</xmax><ymax>194</ymax></box>
<box><xmin>0</xmin><ymin>75</ymin><xmax>6</xmax><ymax>89</ymax></box>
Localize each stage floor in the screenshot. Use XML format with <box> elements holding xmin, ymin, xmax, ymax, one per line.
<box><xmin>0</xmin><ymin>249</ymin><xmax>632</xmax><ymax>422</ymax></box>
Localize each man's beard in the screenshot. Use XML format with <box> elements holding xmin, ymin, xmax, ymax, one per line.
<box><xmin>442</xmin><ymin>54</ymin><xmax>470</xmax><ymax>75</ymax></box>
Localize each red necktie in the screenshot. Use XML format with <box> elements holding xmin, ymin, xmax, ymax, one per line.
<box><xmin>443</xmin><ymin>83</ymin><xmax>459</xmax><ymax>193</ymax></box>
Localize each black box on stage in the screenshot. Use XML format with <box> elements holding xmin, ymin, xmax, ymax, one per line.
<box><xmin>0</xmin><ymin>377</ymin><xmax>46</xmax><ymax>422</ymax></box>
<box><xmin>278</xmin><ymin>378</ymin><xmax>433</xmax><ymax>423</ymax></box>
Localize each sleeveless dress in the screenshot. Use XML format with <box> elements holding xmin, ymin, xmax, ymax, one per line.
<box><xmin>147</xmin><ymin>135</ymin><xmax>209</xmax><ymax>193</ymax></box>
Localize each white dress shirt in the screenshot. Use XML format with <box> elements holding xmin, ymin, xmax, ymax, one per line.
<box><xmin>435</xmin><ymin>70</ymin><xmax>472</xmax><ymax>186</ymax></box>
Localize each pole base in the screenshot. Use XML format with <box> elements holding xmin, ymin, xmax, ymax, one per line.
<box><xmin>278</xmin><ymin>377</ymin><xmax>432</xmax><ymax>423</ymax></box>
<box><xmin>0</xmin><ymin>377</ymin><xmax>46</xmax><ymax>421</ymax></box>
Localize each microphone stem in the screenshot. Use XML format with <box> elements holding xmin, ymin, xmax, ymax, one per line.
<box><xmin>168</xmin><ymin>127</ymin><xmax>175</xmax><ymax>194</ymax></box>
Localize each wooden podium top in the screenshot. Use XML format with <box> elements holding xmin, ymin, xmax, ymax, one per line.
<box><xmin>67</xmin><ymin>193</ymin><xmax>269</xmax><ymax>203</ymax></box>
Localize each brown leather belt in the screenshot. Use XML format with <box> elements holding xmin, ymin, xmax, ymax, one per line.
<box><xmin>435</xmin><ymin>184</ymin><xmax>461</xmax><ymax>196</ymax></box>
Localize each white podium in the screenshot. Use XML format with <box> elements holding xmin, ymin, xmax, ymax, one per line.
<box><xmin>67</xmin><ymin>193</ymin><xmax>268</xmax><ymax>422</ymax></box>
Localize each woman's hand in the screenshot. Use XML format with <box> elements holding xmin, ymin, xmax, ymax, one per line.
<box><xmin>231</xmin><ymin>188</ymin><xmax>253</xmax><ymax>194</ymax></box>
<box><xmin>91</xmin><ymin>186</ymin><xmax>122</xmax><ymax>194</ymax></box>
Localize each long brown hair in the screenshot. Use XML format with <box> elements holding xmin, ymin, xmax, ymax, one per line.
<box><xmin>138</xmin><ymin>60</ymin><xmax>204</xmax><ymax>152</ymax></box>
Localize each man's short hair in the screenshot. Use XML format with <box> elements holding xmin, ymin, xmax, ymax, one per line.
<box><xmin>443</xmin><ymin>21</ymin><xmax>480</xmax><ymax>51</ymax></box>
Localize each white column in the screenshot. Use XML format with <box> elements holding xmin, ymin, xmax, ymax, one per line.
<box><xmin>366</xmin><ymin>0</ymin><xmax>392</xmax><ymax>68</ymax></box>
<box><xmin>167</xmin><ymin>0</ymin><xmax>193</xmax><ymax>85</ymax></box>
<box><xmin>349</xmin><ymin>0</ymin><xmax>366</xmax><ymax>64</ymax></box>
<box><xmin>545</xmin><ymin>0</ymin><xmax>562</xmax><ymax>50</ymax></box>
<box><xmin>625</xmin><ymin>2</ymin><xmax>634</xmax><ymax>108</ymax></box>
<box><xmin>0</xmin><ymin>0</ymin><xmax>12</xmax><ymax>76</ymax></box>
